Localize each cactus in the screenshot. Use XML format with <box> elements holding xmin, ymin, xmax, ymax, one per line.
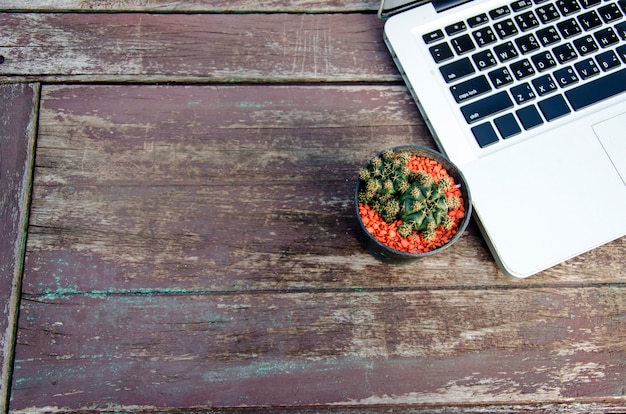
<box><xmin>358</xmin><ymin>149</ymin><xmax>459</xmax><ymax>240</ymax></box>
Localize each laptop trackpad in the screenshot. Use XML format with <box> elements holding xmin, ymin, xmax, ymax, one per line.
<box><xmin>594</xmin><ymin>112</ymin><xmax>626</xmax><ymax>185</ymax></box>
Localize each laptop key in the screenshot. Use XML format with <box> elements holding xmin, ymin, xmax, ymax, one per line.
<box><xmin>468</xmin><ymin>13</ymin><xmax>490</xmax><ymax>27</ymax></box>
<box><xmin>553</xmin><ymin>43</ymin><xmax>578</xmax><ymax>63</ymax></box>
<box><xmin>516</xmin><ymin>105</ymin><xmax>545</xmax><ymax>129</ymax></box>
<box><xmin>537</xmin><ymin>4</ymin><xmax>561</xmax><ymax>23</ymax></box>
<box><xmin>515</xmin><ymin>11</ymin><xmax>540</xmax><ymax>31</ymax></box>
<box><xmin>594</xmin><ymin>27</ymin><xmax>619</xmax><ymax>48</ymax></box>
<box><xmin>578</xmin><ymin>10</ymin><xmax>602</xmax><ymax>31</ymax></box>
<box><xmin>473</xmin><ymin>27</ymin><xmax>498</xmax><ymax>46</ymax></box>
<box><xmin>452</xmin><ymin>34</ymin><xmax>476</xmax><ymax>54</ymax></box>
<box><xmin>461</xmin><ymin>91</ymin><xmax>514</xmax><ymax>123</ymax></box>
<box><xmin>440</xmin><ymin>57</ymin><xmax>476</xmax><ymax>82</ymax></box>
<box><xmin>537</xmin><ymin>26</ymin><xmax>561</xmax><ymax>46</ymax></box>
<box><xmin>565</xmin><ymin>67</ymin><xmax>626</xmax><ymax>110</ymax></box>
<box><xmin>495</xmin><ymin>19</ymin><xmax>519</xmax><ymax>38</ymax></box>
<box><xmin>515</xmin><ymin>33</ymin><xmax>541</xmax><ymax>54</ymax></box>
<box><xmin>531</xmin><ymin>50</ymin><xmax>557</xmax><ymax>71</ymax></box>
<box><xmin>617</xmin><ymin>45</ymin><xmax>626</xmax><ymax>62</ymax></box>
<box><xmin>488</xmin><ymin>67</ymin><xmax>514</xmax><ymax>87</ymax></box>
<box><xmin>472</xmin><ymin>50</ymin><xmax>498</xmax><ymax>69</ymax></box>
<box><xmin>615</xmin><ymin>21</ymin><xmax>626</xmax><ymax>40</ymax></box>
<box><xmin>490</xmin><ymin>5</ymin><xmax>511</xmax><ymax>19</ymax></box>
<box><xmin>596</xmin><ymin>50</ymin><xmax>621</xmax><ymax>71</ymax></box>
<box><xmin>511</xmin><ymin>82</ymin><xmax>536</xmax><ymax>103</ymax></box>
<box><xmin>573</xmin><ymin>35</ymin><xmax>599</xmax><ymax>55</ymax></box>
<box><xmin>424</xmin><ymin>29</ymin><xmax>445</xmax><ymax>44</ymax></box>
<box><xmin>494</xmin><ymin>41</ymin><xmax>519</xmax><ymax>61</ymax></box>
<box><xmin>450</xmin><ymin>75</ymin><xmax>492</xmax><ymax>103</ymax></box>
<box><xmin>598</xmin><ymin>3</ymin><xmax>623</xmax><ymax>23</ymax></box>
<box><xmin>556</xmin><ymin>0</ymin><xmax>581</xmax><ymax>15</ymax></box>
<box><xmin>538</xmin><ymin>95</ymin><xmax>571</xmax><ymax>120</ymax></box>
<box><xmin>511</xmin><ymin>0</ymin><xmax>534</xmax><ymax>12</ymax></box>
<box><xmin>554</xmin><ymin>66</ymin><xmax>579</xmax><ymax>86</ymax></box>
<box><xmin>532</xmin><ymin>74</ymin><xmax>558</xmax><ymax>95</ymax></box>
<box><xmin>471</xmin><ymin>122</ymin><xmax>500</xmax><ymax>147</ymax></box>
<box><xmin>574</xmin><ymin>57</ymin><xmax>601</xmax><ymax>78</ymax></box>
<box><xmin>511</xmin><ymin>58</ymin><xmax>536</xmax><ymax>79</ymax></box>
<box><xmin>430</xmin><ymin>43</ymin><xmax>454</xmax><ymax>63</ymax></box>
<box><xmin>557</xmin><ymin>18</ymin><xmax>582</xmax><ymax>38</ymax></box>
<box><xmin>580</xmin><ymin>0</ymin><xmax>601</xmax><ymax>8</ymax></box>
<box><xmin>494</xmin><ymin>113</ymin><xmax>522</xmax><ymax>138</ymax></box>
<box><xmin>446</xmin><ymin>22</ymin><xmax>467</xmax><ymax>36</ymax></box>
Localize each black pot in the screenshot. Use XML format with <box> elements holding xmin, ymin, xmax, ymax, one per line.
<box><xmin>354</xmin><ymin>145</ymin><xmax>472</xmax><ymax>263</ymax></box>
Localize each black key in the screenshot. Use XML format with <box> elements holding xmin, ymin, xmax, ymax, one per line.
<box><xmin>596</xmin><ymin>50</ymin><xmax>621</xmax><ymax>71</ymax></box>
<box><xmin>450</xmin><ymin>75</ymin><xmax>492</xmax><ymax>103</ymax></box>
<box><xmin>620</xmin><ymin>0</ymin><xmax>626</xmax><ymax>13</ymax></box>
<box><xmin>553</xmin><ymin>43</ymin><xmax>578</xmax><ymax>63</ymax></box>
<box><xmin>537</xmin><ymin>4</ymin><xmax>561</xmax><ymax>23</ymax></box>
<box><xmin>495</xmin><ymin>19</ymin><xmax>519</xmax><ymax>38</ymax></box>
<box><xmin>516</xmin><ymin>11</ymin><xmax>540</xmax><ymax>31</ymax></box>
<box><xmin>615</xmin><ymin>21</ymin><xmax>626</xmax><ymax>40</ymax></box>
<box><xmin>488</xmin><ymin>67</ymin><xmax>514</xmax><ymax>87</ymax></box>
<box><xmin>468</xmin><ymin>13</ymin><xmax>489</xmax><ymax>27</ymax></box>
<box><xmin>511</xmin><ymin>82</ymin><xmax>537</xmax><ymax>103</ymax></box>
<box><xmin>471</xmin><ymin>122</ymin><xmax>500</xmax><ymax>147</ymax></box>
<box><xmin>535</xmin><ymin>0</ymin><xmax>551</xmax><ymax>5</ymax></box>
<box><xmin>617</xmin><ymin>45</ymin><xmax>626</xmax><ymax>63</ymax></box>
<box><xmin>598</xmin><ymin>3</ymin><xmax>623</xmax><ymax>23</ymax></box>
<box><xmin>511</xmin><ymin>59</ymin><xmax>536</xmax><ymax>79</ymax></box>
<box><xmin>494</xmin><ymin>41</ymin><xmax>519</xmax><ymax>61</ymax></box>
<box><xmin>556</xmin><ymin>0</ymin><xmax>581</xmax><ymax>15</ymax></box>
<box><xmin>461</xmin><ymin>91</ymin><xmax>514</xmax><ymax>123</ymax></box>
<box><xmin>472</xmin><ymin>50</ymin><xmax>498</xmax><ymax>70</ymax></box>
<box><xmin>573</xmin><ymin>35</ymin><xmax>599</xmax><ymax>55</ymax></box>
<box><xmin>578</xmin><ymin>10</ymin><xmax>602</xmax><ymax>31</ymax></box>
<box><xmin>511</xmin><ymin>0</ymin><xmax>534</xmax><ymax>12</ymax></box>
<box><xmin>452</xmin><ymin>34</ymin><xmax>476</xmax><ymax>54</ymax></box>
<box><xmin>494</xmin><ymin>113</ymin><xmax>522</xmax><ymax>138</ymax></box>
<box><xmin>557</xmin><ymin>18</ymin><xmax>582</xmax><ymax>38</ymax></box>
<box><xmin>440</xmin><ymin>57</ymin><xmax>476</xmax><ymax>82</ymax></box>
<box><xmin>565</xmin><ymin>67</ymin><xmax>626</xmax><ymax>110</ymax></box>
<box><xmin>446</xmin><ymin>22</ymin><xmax>467</xmax><ymax>36</ymax></box>
<box><xmin>594</xmin><ymin>27</ymin><xmax>619</xmax><ymax>48</ymax></box>
<box><xmin>516</xmin><ymin>105</ymin><xmax>544</xmax><ymax>129</ymax></box>
<box><xmin>532</xmin><ymin>74</ymin><xmax>558</xmax><ymax>95</ymax></box>
<box><xmin>537</xmin><ymin>26</ymin><xmax>561</xmax><ymax>46</ymax></box>
<box><xmin>515</xmin><ymin>33</ymin><xmax>541</xmax><ymax>54</ymax></box>
<box><xmin>424</xmin><ymin>30</ymin><xmax>445</xmax><ymax>44</ymax></box>
<box><xmin>490</xmin><ymin>5</ymin><xmax>511</xmax><ymax>19</ymax></box>
<box><xmin>574</xmin><ymin>58</ymin><xmax>601</xmax><ymax>78</ymax></box>
<box><xmin>430</xmin><ymin>43</ymin><xmax>455</xmax><ymax>63</ymax></box>
<box><xmin>538</xmin><ymin>95</ymin><xmax>571</xmax><ymax>120</ymax></box>
<box><xmin>554</xmin><ymin>66</ymin><xmax>579</xmax><ymax>86</ymax></box>
<box><xmin>531</xmin><ymin>51</ymin><xmax>557</xmax><ymax>71</ymax></box>
<box><xmin>472</xmin><ymin>27</ymin><xmax>497</xmax><ymax>46</ymax></box>
<box><xmin>580</xmin><ymin>0</ymin><xmax>601</xmax><ymax>8</ymax></box>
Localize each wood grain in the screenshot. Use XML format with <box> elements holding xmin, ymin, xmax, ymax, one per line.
<box><xmin>24</xmin><ymin>84</ymin><xmax>626</xmax><ymax>297</ymax></box>
<box><xmin>0</xmin><ymin>0</ymin><xmax>379</xmax><ymax>13</ymax></box>
<box><xmin>0</xmin><ymin>13</ymin><xmax>395</xmax><ymax>83</ymax></box>
<box><xmin>11</xmin><ymin>287</ymin><xmax>626</xmax><ymax>410</ymax></box>
<box><xmin>0</xmin><ymin>83</ymin><xmax>39</xmax><ymax>413</ymax></box>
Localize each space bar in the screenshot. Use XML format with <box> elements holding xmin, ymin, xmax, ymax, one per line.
<box><xmin>565</xmin><ymin>68</ymin><xmax>626</xmax><ymax>111</ymax></box>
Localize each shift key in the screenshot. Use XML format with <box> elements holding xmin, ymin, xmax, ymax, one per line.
<box><xmin>461</xmin><ymin>91</ymin><xmax>513</xmax><ymax>123</ymax></box>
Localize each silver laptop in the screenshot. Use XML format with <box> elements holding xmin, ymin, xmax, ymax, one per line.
<box><xmin>380</xmin><ymin>0</ymin><xmax>626</xmax><ymax>277</ymax></box>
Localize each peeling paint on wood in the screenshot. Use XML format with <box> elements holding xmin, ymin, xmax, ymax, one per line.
<box><xmin>0</xmin><ymin>83</ymin><xmax>39</xmax><ymax>413</ymax></box>
<box><xmin>0</xmin><ymin>13</ymin><xmax>395</xmax><ymax>83</ymax></box>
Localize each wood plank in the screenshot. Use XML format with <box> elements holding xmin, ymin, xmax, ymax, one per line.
<box><xmin>0</xmin><ymin>0</ymin><xmax>379</xmax><ymax>13</ymax></box>
<box><xmin>24</xmin><ymin>84</ymin><xmax>626</xmax><ymax>296</ymax></box>
<box><xmin>0</xmin><ymin>13</ymin><xmax>395</xmax><ymax>83</ymax></box>
<box><xmin>0</xmin><ymin>83</ymin><xmax>39</xmax><ymax>413</ymax></box>
<box><xmin>10</xmin><ymin>287</ymin><xmax>626</xmax><ymax>410</ymax></box>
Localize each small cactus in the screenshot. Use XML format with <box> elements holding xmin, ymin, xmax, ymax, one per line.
<box><xmin>358</xmin><ymin>149</ymin><xmax>461</xmax><ymax>241</ymax></box>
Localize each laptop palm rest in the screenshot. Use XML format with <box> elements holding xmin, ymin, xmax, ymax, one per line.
<box><xmin>462</xmin><ymin>127</ymin><xmax>626</xmax><ymax>278</ymax></box>
<box><xmin>593</xmin><ymin>112</ymin><xmax>626</xmax><ymax>185</ymax></box>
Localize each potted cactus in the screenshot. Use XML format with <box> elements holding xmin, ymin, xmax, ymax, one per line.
<box><xmin>355</xmin><ymin>145</ymin><xmax>472</xmax><ymax>263</ymax></box>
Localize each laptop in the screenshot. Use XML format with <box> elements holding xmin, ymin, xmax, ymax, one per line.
<box><xmin>379</xmin><ymin>0</ymin><xmax>626</xmax><ymax>277</ymax></box>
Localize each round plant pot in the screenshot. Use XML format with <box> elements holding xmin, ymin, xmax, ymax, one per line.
<box><xmin>354</xmin><ymin>145</ymin><xmax>472</xmax><ymax>263</ymax></box>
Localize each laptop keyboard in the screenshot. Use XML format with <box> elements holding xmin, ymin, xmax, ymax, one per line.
<box><xmin>424</xmin><ymin>0</ymin><xmax>626</xmax><ymax>148</ymax></box>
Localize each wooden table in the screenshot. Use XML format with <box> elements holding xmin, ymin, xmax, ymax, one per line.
<box><xmin>1</xmin><ymin>2</ymin><xmax>624</xmax><ymax>412</ymax></box>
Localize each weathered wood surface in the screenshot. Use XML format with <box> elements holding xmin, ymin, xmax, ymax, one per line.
<box><xmin>0</xmin><ymin>13</ymin><xmax>394</xmax><ymax>83</ymax></box>
<box><xmin>10</xmin><ymin>84</ymin><xmax>626</xmax><ymax>411</ymax></box>
<box><xmin>0</xmin><ymin>83</ymin><xmax>39</xmax><ymax>414</ymax></box>
<box><xmin>12</xmin><ymin>287</ymin><xmax>626</xmax><ymax>411</ymax></box>
<box><xmin>0</xmin><ymin>0</ymin><xmax>380</xmax><ymax>13</ymax></box>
